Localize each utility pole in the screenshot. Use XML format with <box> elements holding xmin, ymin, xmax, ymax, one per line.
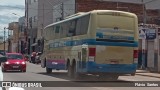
<box><xmin>8</xmin><ymin>29</ymin><xmax>10</xmax><ymax>52</ymax></box>
<box><xmin>142</xmin><ymin>0</ymin><xmax>147</xmax><ymax>24</ymax></box>
<box><xmin>41</xmin><ymin>3</ymin><xmax>44</xmax><ymax>37</ymax></box>
<box><xmin>18</xmin><ymin>26</ymin><xmax>20</xmax><ymax>53</ymax></box>
<box><xmin>25</xmin><ymin>0</ymin><xmax>29</xmax><ymax>54</ymax></box>
<box><xmin>39</xmin><ymin>2</ymin><xmax>45</xmax><ymax>53</ymax></box>
<box><xmin>141</xmin><ymin>0</ymin><xmax>148</xmax><ymax>70</ymax></box>
<box><xmin>4</xmin><ymin>27</ymin><xmax>6</xmax><ymax>52</ymax></box>
<box><xmin>75</xmin><ymin>0</ymin><xmax>77</xmax><ymax>13</ymax></box>
<box><xmin>60</xmin><ymin>3</ymin><xmax>64</xmax><ymax>20</ymax></box>
<box><xmin>141</xmin><ymin>0</ymin><xmax>146</xmax><ymax>69</ymax></box>
<box><xmin>27</xmin><ymin>0</ymin><xmax>29</xmax><ymax>54</ymax></box>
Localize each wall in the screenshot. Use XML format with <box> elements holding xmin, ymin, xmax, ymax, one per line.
<box><xmin>8</xmin><ymin>22</ymin><xmax>19</xmax><ymax>43</ymax></box>
<box><xmin>99</xmin><ymin>0</ymin><xmax>160</xmax><ymax>9</ymax></box>
<box><xmin>0</xmin><ymin>43</ymin><xmax>8</xmax><ymax>51</ymax></box>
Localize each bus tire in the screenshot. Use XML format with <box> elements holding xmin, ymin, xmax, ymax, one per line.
<box><xmin>131</xmin><ymin>73</ymin><xmax>135</xmax><ymax>76</ymax></box>
<box><xmin>109</xmin><ymin>76</ymin><xmax>119</xmax><ymax>81</ymax></box>
<box><xmin>46</xmin><ymin>67</ymin><xmax>52</xmax><ymax>73</ymax></box>
<box><xmin>99</xmin><ymin>74</ymin><xmax>119</xmax><ymax>81</ymax></box>
<box><xmin>67</xmin><ymin>65</ymin><xmax>73</xmax><ymax>78</ymax></box>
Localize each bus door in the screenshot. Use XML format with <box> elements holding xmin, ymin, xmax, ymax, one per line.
<box><xmin>79</xmin><ymin>44</ymin><xmax>88</xmax><ymax>69</ymax></box>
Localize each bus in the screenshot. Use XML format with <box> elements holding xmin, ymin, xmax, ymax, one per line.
<box><xmin>41</xmin><ymin>10</ymin><xmax>138</xmax><ymax>80</ymax></box>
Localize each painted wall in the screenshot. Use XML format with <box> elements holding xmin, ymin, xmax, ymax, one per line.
<box><xmin>101</xmin><ymin>0</ymin><xmax>160</xmax><ymax>9</ymax></box>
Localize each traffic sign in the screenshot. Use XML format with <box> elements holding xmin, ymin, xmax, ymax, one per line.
<box><xmin>145</xmin><ymin>29</ymin><xmax>156</xmax><ymax>39</ymax></box>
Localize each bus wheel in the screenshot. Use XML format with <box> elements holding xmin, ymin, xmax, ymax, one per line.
<box><xmin>67</xmin><ymin>65</ymin><xmax>73</xmax><ymax>78</ymax></box>
<box><xmin>99</xmin><ymin>75</ymin><xmax>119</xmax><ymax>81</ymax></box>
<box><xmin>46</xmin><ymin>67</ymin><xmax>52</xmax><ymax>73</ymax></box>
<box><xmin>131</xmin><ymin>73</ymin><xmax>135</xmax><ymax>76</ymax></box>
<box><xmin>109</xmin><ymin>76</ymin><xmax>119</xmax><ymax>81</ymax></box>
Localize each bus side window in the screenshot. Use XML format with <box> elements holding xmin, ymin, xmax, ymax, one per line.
<box><xmin>69</xmin><ymin>20</ymin><xmax>76</xmax><ymax>36</ymax></box>
<box><xmin>55</xmin><ymin>25</ymin><xmax>60</xmax><ymax>33</ymax></box>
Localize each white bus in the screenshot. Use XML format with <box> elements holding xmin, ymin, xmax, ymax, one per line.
<box><xmin>41</xmin><ymin>10</ymin><xmax>139</xmax><ymax>80</ymax></box>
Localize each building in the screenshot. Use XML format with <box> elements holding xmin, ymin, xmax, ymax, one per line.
<box><xmin>18</xmin><ymin>16</ymin><xmax>26</xmax><ymax>54</ymax></box>
<box><xmin>0</xmin><ymin>36</ymin><xmax>8</xmax><ymax>51</ymax></box>
<box><xmin>0</xmin><ymin>43</ymin><xmax>8</xmax><ymax>51</ymax></box>
<box><xmin>8</xmin><ymin>22</ymin><xmax>19</xmax><ymax>52</ymax></box>
<box><xmin>26</xmin><ymin>0</ymin><xmax>38</xmax><ymax>54</ymax></box>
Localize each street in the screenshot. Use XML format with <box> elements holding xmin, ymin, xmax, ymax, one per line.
<box><xmin>1</xmin><ymin>62</ymin><xmax>160</xmax><ymax>90</ymax></box>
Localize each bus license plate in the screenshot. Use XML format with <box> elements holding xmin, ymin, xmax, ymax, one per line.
<box><xmin>111</xmin><ymin>61</ymin><xmax>119</xmax><ymax>64</ymax></box>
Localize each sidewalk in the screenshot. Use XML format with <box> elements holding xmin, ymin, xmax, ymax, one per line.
<box><xmin>136</xmin><ymin>70</ymin><xmax>160</xmax><ymax>78</ymax></box>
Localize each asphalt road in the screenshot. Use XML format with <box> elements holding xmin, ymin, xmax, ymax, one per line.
<box><xmin>1</xmin><ymin>62</ymin><xmax>160</xmax><ymax>90</ymax></box>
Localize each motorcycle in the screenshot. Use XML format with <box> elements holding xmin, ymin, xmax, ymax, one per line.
<box><xmin>35</xmin><ymin>52</ymin><xmax>42</xmax><ymax>64</ymax></box>
<box><xmin>35</xmin><ymin>55</ymin><xmax>40</xmax><ymax>64</ymax></box>
<box><xmin>24</xmin><ymin>55</ymin><xmax>29</xmax><ymax>62</ymax></box>
<box><xmin>30</xmin><ymin>52</ymin><xmax>37</xmax><ymax>64</ymax></box>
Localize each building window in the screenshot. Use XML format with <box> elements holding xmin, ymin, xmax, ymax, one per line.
<box><xmin>28</xmin><ymin>0</ymin><xmax>31</xmax><ymax>4</ymax></box>
<box><xmin>34</xmin><ymin>16</ymin><xmax>37</xmax><ymax>22</ymax></box>
<box><xmin>29</xmin><ymin>17</ymin><xmax>32</xmax><ymax>28</ymax></box>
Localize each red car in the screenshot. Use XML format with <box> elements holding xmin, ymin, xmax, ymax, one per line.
<box><xmin>1</xmin><ymin>53</ymin><xmax>26</xmax><ymax>72</ymax></box>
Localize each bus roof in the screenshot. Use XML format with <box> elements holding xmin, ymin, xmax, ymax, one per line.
<box><xmin>44</xmin><ymin>10</ymin><xmax>137</xmax><ymax>30</ymax></box>
<box><xmin>65</xmin><ymin>12</ymin><xmax>86</xmax><ymax>19</ymax></box>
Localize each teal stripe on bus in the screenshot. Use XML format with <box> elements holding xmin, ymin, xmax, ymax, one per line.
<box><xmin>49</xmin><ymin>39</ymin><xmax>138</xmax><ymax>48</ymax></box>
<box><xmin>96</xmin><ymin>32</ymin><xmax>134</xmax><ymax>41</ymax></box>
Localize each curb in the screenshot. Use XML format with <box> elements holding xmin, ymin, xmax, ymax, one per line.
<box><xmin>136</xmin><ymin>73</ymin><xmax>160</xmax><ymax>79</ymax></box>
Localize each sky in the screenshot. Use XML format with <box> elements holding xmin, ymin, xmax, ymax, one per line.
<box><xmin>0</xmin><ymin>0</ymin><xmax>25</xmax><ymax>39</ymax></box>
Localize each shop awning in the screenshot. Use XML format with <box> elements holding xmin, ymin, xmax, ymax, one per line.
<box><xmin>31</xmin><ymin>43</ymin><xmax>37</xmax><ymax>47</ymax></box>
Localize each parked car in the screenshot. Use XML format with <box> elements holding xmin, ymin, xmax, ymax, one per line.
<box><xmin>0</xmin><ymin>50</ymin><xmax>6</xmax><ymax>66</ymax></box>
<box><xmin>0</xmin><ymin>50</ymin><xmax>6</xmax><ymax>56</ymax></box>
<box><xmin>0</xmin><ymin>54</ymin><xmax>7</xmax><ymax>66</ymax></box>
<box><xmin>1</xmin><ymin>53</ymin><xmax>26</xmax><ymax>72</ymax></box>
